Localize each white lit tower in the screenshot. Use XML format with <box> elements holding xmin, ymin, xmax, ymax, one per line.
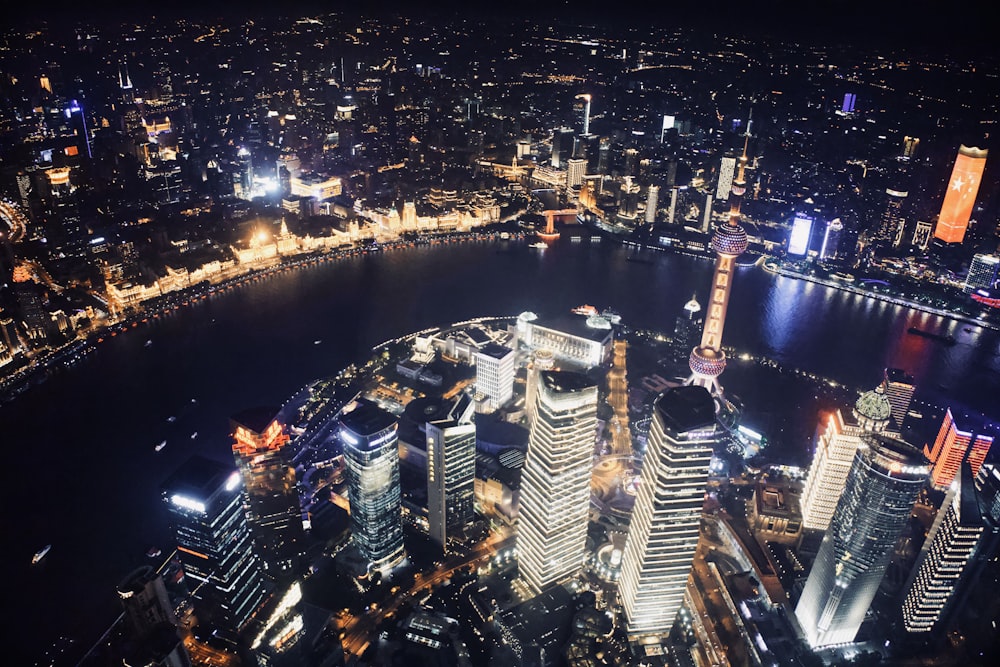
<box><xmin>517</xmin><ymin>371</ymin><xmax>599</xmax><ymax>594</ymax></box>
<box><xmin>686</xmin><ymin>122</ymin><xmax>751</xmax><ymax>401</ymax></box>
<box><xmin>618</xmin><ymin>386</ymin><xmax>718</xmax><ymax>637</ymax></box>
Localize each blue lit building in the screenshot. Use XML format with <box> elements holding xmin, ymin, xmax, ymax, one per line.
<box><xmin>162</xmin><ymin>456</ymin><xmax>267</xmax><ymax>633</ymax></box>
<box><xmin>340</xmin><ymin>403</ymin><xmax>406</xmax><ymax>573</ymax></box>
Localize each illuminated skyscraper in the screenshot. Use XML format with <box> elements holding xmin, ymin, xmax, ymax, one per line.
<box><xmin>426</xmin><ymin>395</ymin><xmax>476</xmax><ymax>550</ymax></box>
<box><xmin>923</xmin><ymin>408</ymin><xmax>994</xmax><ymax>491</ymax></box>
<box><xmin>517</xmin><ymin>371</ymin><xmax>598</xmax><ymax>594</ymax></box>
<box><xmin>787</xmin><ymin>213</ymin><xmax>813</xmax><ymax>256</ymax></box>
<box><xmin>231</xmin><ymin>408</ymin><xmax>304</xmax><ymax>579</ymax></box>
<box><xmin>340</xmin><ymin>403</ymin><xmax>406</xmax><ymax>572</ymax></box>
<box><xmin>800</xmin><ymin>385</ymin><xmax>893</xmax><ymax>532</ymax></box>
<box><xmin>875</xmin><ymin>188</ymin><xmax>908</xmax><ymax>246</ymax></box>
<box><xmin>883</xmin><ymin>368</ymin><xmax>916</xmax><ymax>428</ymax></box>
<box><xmin>795</xmin><ymin>434</ymin><xmax>928</xmax><ymax>648</ymax></box>
<box><xmin>933</xmin><ymin>145</ymin><xmax>988</xmax><ymax>245</ymax></box>
<box><xmin>644</xmin><ymin>184</ymin><xmax>659</xmax><ymax>224</ymax></box>
<box><xmin>618</xmin><ymin>386</ymin><xmax>717</xmax><ymax>636</ymax></box>
<box><xmin>687</xmin><ymin>123</ymin><xmax>750</xmax><ymax>398</ymax></box>
<box><xmin>901</xmin><ymin>464</ymin><xmax>1000</xmax><ymax>633</ymax></box>
<box><xmin>820</xmin><ymin>218</ymin><xmax>843</xmax><ymax>261</ymax></box>
<box><xmin>475</xmin><ymin>343</ymin><xmax>516</xmax><ymax>412</ymax></box>
<box><xmin>162</xmin><ymin>456</ymin><xmax>267</xmax><ymax>633</ymax></box>
<box><xmin>964</xmin><ymin>254</ymin><xmax>999</xmax><ymax>294</ymax></box>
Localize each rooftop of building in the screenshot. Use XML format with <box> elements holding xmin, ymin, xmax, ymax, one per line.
<box><xmin>655</xmin><ymin>385</ymin><xmax>716</xmax><ymax>434</ymax></box>
<box><xmin>541</xmin><ymin>370</ymin><xmax>596</xmax><ymax>394</ymax></box>
<box><xmin>478</xmin><ymin>341</ymin><xmax>513</xmax><ymax>360</ymax></box>
<box><xmin>532</xmin><ymin>313</ymin><xmax>615</xmax><ymax>343</ymax></box>
<box><xmin>340</xmin><ymin>400</ymin><xmax>398</xmax><ymax>437</ymax></box>
<box><xmin>161</xmin><ymin>455</ymin><xmax>236</xmax><ymax>499</ymax></box>
<box><xmin>885</xmin><ymin>367</ymin><xmax>915</xmax><ymax>384</ymax></box>
<box><xmin>230</xmin><ymin>406</ymin><xmax>279</xmax><ymax>434</ymax></box>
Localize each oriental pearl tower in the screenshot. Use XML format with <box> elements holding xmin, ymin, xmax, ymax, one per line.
<box><xmin>687</xmin><ymin>119</ymin><xmax>751</xmax><ymax>408</ymax></box>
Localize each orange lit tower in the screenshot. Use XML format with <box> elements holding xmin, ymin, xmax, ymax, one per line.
<box><xmin>933</xmin><ymin>145</ymin><xmax>988</xmax><ymax>244</ymax></box>
<box><xmin>231</xmin><ymin>407</ymin><xmax>304</xmax><ymax>579</ymax></box>
<box><xmin>923</xmin><ymin>408</ymin><xmax>994</xmax><ymax>491</ymax></box>
<box><xmin>687</xmin><ymin>121</ymin><xmax>750</xmax><ymax>399</ymax></box>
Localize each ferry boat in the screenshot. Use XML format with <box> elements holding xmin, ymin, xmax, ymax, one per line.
<box><xmin>191</xmin><ymin>432</ymin><xmax>198</xmax><ymax>439</ymax></box>
<box><xmin>155</xmin><ymin>440</ymin><xmax>167</xmax><ymax>452</ymax></box>
<box><xmin>529</xmin><ymin>241</ymin><xmax>548</xmax><ymax>249</ymax></box>
<box><xmin>32</xmin><ymin>544</ymin><xmax>51</xmax><ymax>565</ymax></box>
<box><xmin>167</xmin><ymin>416</ymin><xmax>176</xmax><ymax>423</ymax></box>
<box><xmin>144</xmin><ymin>340</ymin><xmax>153</xmax><ymax>347</ymax></box>
<box><xmin>146</xmin><ymin>547</ymin><xmax>162</xmax><ymax>558</ymax></box>
<box><xmin>907</xmin><ymin>327</ymin><xmax>956</xmax><ymax>345</ymax></box>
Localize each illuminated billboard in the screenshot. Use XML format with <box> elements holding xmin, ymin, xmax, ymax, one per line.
<box><xmin>788</xmin><ymin>214</ymin><xmax>813</xmax><ymax>256</ymax></box>
<box><xmin>934</xmin><ymin>145</ymin><xmax>987</xmax><ymax>244</ymax></box>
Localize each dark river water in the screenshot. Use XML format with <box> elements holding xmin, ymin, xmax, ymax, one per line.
<box><xmin>2</xmin><ymin>237</ymin><xmax>998</xmax><ymax>662</ymax></box>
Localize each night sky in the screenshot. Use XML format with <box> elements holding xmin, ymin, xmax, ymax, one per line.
<box><xmin>6</xmin><ymin>0</ymin><xmax>994</xmax><ymax>56</ymax></box>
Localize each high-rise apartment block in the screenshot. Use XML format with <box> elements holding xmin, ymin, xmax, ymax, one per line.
<box><xmin>934</xmin><ymin>145</ymin><xmax>987</xmax><ymax>245</ymax></box>
<box><xmin>517</xmin><ymin>371</ymin><xmax>598</xmax><ymax>594</ymax></box>
<box><xmin>795</xmin><ymin>434</ymin><xmax>928</xmax><ymax>648</ymax></box>
<box><xmin>231</xmin><ymin>408</ymin><xmax>304</xmax><ymax>578</ymax></box>
<box><xmin>618</xmin><ymin>386</ymin><xmax>717</xmax><ymax>636</ymax></box>
<box><xmin>901</xmin><ymin>464</ymin><xmax>1000</xmax><ymax>633</ymax></box>
<box><xmin>800</xmin><ymin>386</ymin><xmax>892</xmax><ymax>532</ymax></box>
<box><xmin>426</xmin><ymin>395</ymin><xmax>477</xmax><ymax>550</ymax></box>
<box><xmin>340</xmin><ymin>403</ymin><xmax>406</xmax><ymax>572</ymax></box>
<box><xmin>162</xmin><ymin>456</ymin><xmax>267</xmax><ymax>633</ymax></box>
<box><xmin>924</xmin><ymin>408</ymin><xmax>994</xmax><ymax>491</ymax></box>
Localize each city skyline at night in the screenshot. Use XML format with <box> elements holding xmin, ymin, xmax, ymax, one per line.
<box><xmin>2</xmin><ymin>4</ymin><xmax>999</xmax><ymax>666</ymax></box>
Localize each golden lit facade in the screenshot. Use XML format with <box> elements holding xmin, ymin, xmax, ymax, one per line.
<box><xmin>517</xmin><ymin>371</ymin><xmax>598</xmax><ymax>594</ymax></box>
<box><xmin>933</xmin><ymin>145</ymin><xmax>987</xmax><ymax>244</ymax></box>
<box><xmin>923</xmin><ymin>408</ymin><xmax>994</xmax><ymax>491</ymax></box>
<box><xmin>231</xmin><ymin>409</ymin><xmax>304</xmax><ymax>578</ymax></box>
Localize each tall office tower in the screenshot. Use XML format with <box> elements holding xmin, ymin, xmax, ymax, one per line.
<box><xmin>117</xmin><ymin>566</ymin><xmax>178</xmax><ymax>638</ymax></box>
<box><xmin>673</xmin><ymin>296</ymin><xmax>703</xmax><ymax>359</ymax></box>
<box><xmin>933</xmin><ymin>145</ymin><xmax>988</xmax><ymax>245</ymax></box>
<box><xmin>231</xmin><ymin>408</ymin><xmax>304</xmax><ymax>578</ymax></box>
<box><xmin>903</xmin><ymin>136</ymin><xmax>920</xmax><ymax>159</ymax></box>
<box><xmin>619</xmin><ymin>177</ymin><xmax>641</xmax><ymax>219</ymax></box>
<box><xmin>567</xmin><ymin>158</ymin><xmax>586</xmax><ymax>188</ymax></box>
<box><xmin>618</xmin><ymin>386</ymin><xmax>717</xmax><ymax>637</ymax></box>
<box><xmin>701</xmin><ymin>194</ymin><xmax>713</xmax><ymax>233</ymax></box>
<box><xmin>517</xmin><ymin>371</ymin><xmax>598</xmax><ymax>594</ymax></box>
<box><xmin>475</xmin><ymin>343</ymin><xmax>516</xmax><ymax>413</ymax></box>
<box><xmin>667</xmin><ymin>187</ymin><xmax>678</xmax><ymax>224</ymax></box>
<box><xmin>912</xmin><ymin>220</ymin><xmax>933</xmax><ymax>250</ymax></box>
<box><xmin>876</xmin><ymin>188</ymin><xmax>908</xmax><ymax>246</ymax></box>
<box><xmin>687</xmin><ymin>125</ymin><xmax>750</xmax><ymax>399</ymax></box>
<box><xmin>340</xmin><ymin>403</ymin><xmax>406</xmax><ymax>572</ymax></box>
<box><xmin>551</xmin><ymin>127</ymin><xmax>575</xmax><ymax>169</ymax></box>
<box><xmin>901</xmin><ymin>463</ymin><xmax>1000</xmax><ymax>633</ymax></box>
<box><xmin>800</xmin><ymin>385</ymin><xmax>893</xmax><ymax>531</ymax></box>
<box><xmin>576</xmin><ymin>94</ymin><xmax>592</xmax><ymax>136</ymax></box>
<box><xmin>842</xmin><ymin>92</ymin><xmax>857</xmax><ymax>113</ymax></box>
<box><xmin>644</xmin><ymin>185</ymin><xmax>659</xmax><ymax>224</ymax></box>
<box><xmin>820</xmin><ymin>218</ymin><xmax>843</xmax><ymax>261</ymax></box>
<box><xmin>923</xmin><ymin>408</ymin><xmax>994</xmax><ymax>491</ymax></box>
<box><xmin>117</xmin><ymin>567</ymin><xmax>192</xmax><ymax>667</ymax></box>
<box><xmin>964</xmin><ymin>254</ymin><xmax>999</xmax><ymax>294</ymax></box>
<box><xmin>426</xmin><ymin>397</ymin><xmax>476</xmax><ymax>551</ymax></box>
<box><xmin>715</xmin><ymin>157</ymin><xmax>735</xmax><ymax>201</ymax></box>
<box><xmin>795</xmin><ymin>434</ymin><xmax>928</xmax><ymax>648</ymax></box>
<box><xmin>162</xmin><ymin>456</ymin><xmax>267</xmax><ymax>633</ymax></box>
<box><xmin>883</xmin><ymin>368</ymin><xmax>916</xmax><ymax>428</ymax></box>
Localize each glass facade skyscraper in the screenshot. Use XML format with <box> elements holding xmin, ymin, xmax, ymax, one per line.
<box><xmin>618</xmin><ymin>386</ymin><xmax>717</xmax><ymax>637</ymax></box>
<box><xmin>517</xmin><ymin>371</ymin><xmax>598</xmax><ymax>594</ymax></box>
<box><xmin>340</xmin><ymin>402</ymin><xmax>406</xmax><ymax>573</ymax></box>
<box><xmin>162</xmin><ymin>456</ymin><xmax>267</xmax><ymax>633</ymax></box>
<box><xmin>795</xmin><ymin>434</ymin><xmax>928</xmax><ymax>648</ymax></box>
